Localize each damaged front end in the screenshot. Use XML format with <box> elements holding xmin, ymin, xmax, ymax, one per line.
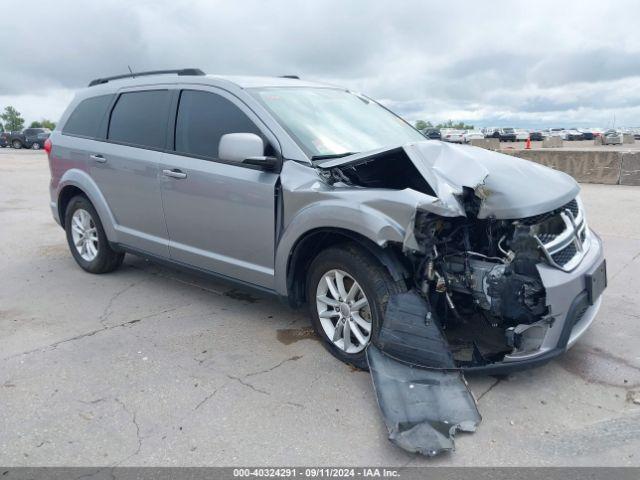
<box><xmin>315</xmin><ymin>141</ymin><xmax>606</xmax><ymax>455</ymax></box>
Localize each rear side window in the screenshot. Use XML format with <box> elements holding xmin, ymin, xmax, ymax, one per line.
<box><xmin>63</xmin><ymin>95</ymin><xmax>113</xmax><ymax>138</ymax></box>
<box><xmin>108</xmin><ymin>90</ymin><xmax>171</xmax><ymax>149</ymax></box>
<box><xmin>175</xmin><ymin>90</ymin><xmax>260</xmax><ymax>159</ymax></box>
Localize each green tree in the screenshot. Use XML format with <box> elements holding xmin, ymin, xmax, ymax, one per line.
<box><xmin>30</xmin><ymin>120</ymin><xmax>43</xmax><ymax>128</ymax></box>
<box><xmin>414</xmin><ymin>120</ymin><xmax>433</xmax><ymax>130</ymax></box>
<box><xmin>0</xmin><ymin>122</ymin><xmax>4</xmax><ymax>132</ymax></box>
<box><xmin>41</xmin><ymin>119</ymin><xmax>56</xmax><ymax>130</ymax></box>
<box><xmin>1</xmin><ymin>106</ymin><xmax>25</xmax><ymax>132</ymax></box>
<box><xmin>436</xmin><ymin>120</ymin><xmax>475</xmax><ymax>130</ymax></box>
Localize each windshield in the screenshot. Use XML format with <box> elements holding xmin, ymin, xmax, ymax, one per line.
<box><xmin>250</xmin><ymin>87</ymin><xmax>425</xmax><ymax>158</ymax></box>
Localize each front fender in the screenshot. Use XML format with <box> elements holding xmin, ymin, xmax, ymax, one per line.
<box><xmin>274</xmin><ymin>201</ymin><xmax>407</xmax><ymax>296</ymax></box>
<box><xmin>56</xmin><ymin>168</ymin><xmax>118</xmax><ymax>242</ymax></box>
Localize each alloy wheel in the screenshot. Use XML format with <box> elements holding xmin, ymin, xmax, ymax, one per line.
<box><xmin>316</xmin><ymin>269</ymin><xmax>372</xmax><ymax>354</ymax></box>
<box><xmin>71</xmin><ymin>209</ymin><xmax>99</xmax><ymax>261</ymax></box>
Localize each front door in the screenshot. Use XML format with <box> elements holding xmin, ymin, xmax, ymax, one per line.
<box><xmin>159</xmin><ymin>88</ymin><xmax>279</xmax><ymax>289</ymax></box>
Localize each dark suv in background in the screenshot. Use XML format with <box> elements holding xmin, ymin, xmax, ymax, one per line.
<box><xmin>9</xmin><ymin>128</ymin><xmax>51</xmax><ymax>149</ymax></box>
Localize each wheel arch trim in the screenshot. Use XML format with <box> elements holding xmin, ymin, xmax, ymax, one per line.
<box><xmin>56</xmin><ymin>169</ymin><xmax>118</xmax><ymax>241</ymax></box>
<box><xmin>275</xmin><ymin>205</ymin><xmax>410</xmax><ymax>306</ymax></box>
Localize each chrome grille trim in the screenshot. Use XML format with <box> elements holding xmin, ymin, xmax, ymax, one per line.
<box><xmin>534</xmin><ymin>196</ymin><xmax>589</xmax><ymax>272</ymax></box>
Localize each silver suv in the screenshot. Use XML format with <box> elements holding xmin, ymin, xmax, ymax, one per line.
<box><xmin>48</xmin><ymin>68</ymin><xmax>606</xmax><ymax>373</ymax></box>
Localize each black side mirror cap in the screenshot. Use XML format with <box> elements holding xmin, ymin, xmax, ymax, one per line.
<box><xmin>242</xmin><ymin>156</ymin><xmax>278</xmax><ymax>171</ymax></box>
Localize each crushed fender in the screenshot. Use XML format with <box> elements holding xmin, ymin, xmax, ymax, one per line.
<box><xmin>367</xmin><ymin>292</ymin><xmax>481</xmax><ymax>456</ymax></box>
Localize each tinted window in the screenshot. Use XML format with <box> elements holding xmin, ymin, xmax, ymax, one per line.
<box><xmin>63</xmin><ymin>95</ymin><xmax>113</xmax><ymax>138</ymax></box>
<box><xmin>108</xmin><ymin>90</ymin><xmax>171</xmax><ymax>149</ymax></box>
<box><xmin>175</xmin><ymin>90</ymin><xmax>260</xmax><ymax>159</ymax></box>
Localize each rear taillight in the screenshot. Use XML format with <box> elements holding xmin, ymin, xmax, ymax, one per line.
<box><xmin>44</xmin><ymin>138</ymin><xmax>52</xmax><ymax>155</ymax></box>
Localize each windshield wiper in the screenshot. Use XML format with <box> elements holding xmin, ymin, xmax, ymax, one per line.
<box><xmin>311</xmin><ymin>152</ymin><xmax>358</xmax><ymax>161</ymax></box>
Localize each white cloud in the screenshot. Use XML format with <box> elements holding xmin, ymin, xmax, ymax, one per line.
<box><xmin>1</xmin><ymin>0</ymin><xmax>639</xmax><ymax>128</ymax></box>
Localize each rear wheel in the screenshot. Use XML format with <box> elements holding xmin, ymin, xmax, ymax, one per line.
<box><xmin>31</xmin><ymin>142</ymin><xmax>41</xmax><ymax>150</ymax></box>
<box><xmin>64</xmin><ymin>196</ymin><xmax>124</xmax><ymax>274</ymax></box>
<box><xmin>306</xmin><ymin>243</ymin><xmax>406</xmax><ymax>370</ymax></box>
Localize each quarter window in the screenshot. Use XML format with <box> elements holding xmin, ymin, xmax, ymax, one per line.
<box><xmin>108</xmin><ymin>90</ymin><xmax>171</xmax><ymax>149</ymax></box>
<box><xmin>62</xmin><ymin>95</ymin><xmax>113</xmax><ymax>138</ymax></box>
<box><xmin>175</xmin><ymin>90</ymin><xmax>261</xmax><ymax>159</ymax></box>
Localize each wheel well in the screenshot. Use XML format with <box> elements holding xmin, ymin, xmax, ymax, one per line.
<box><xmin>58</xmin><ymin>185</ymin><xmax>86</xmax><ymax>225</ymax></box>
<box><xmin>286</xmin><ymin>228</ymin><xmax>410</xmax><ymax>308</ymax></box>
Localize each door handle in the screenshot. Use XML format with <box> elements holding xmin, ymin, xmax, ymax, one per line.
<box><xmin>162</xmin><ymin>169</ymin><xmax>187</xmax><ymax>179</ymax></box>
<box><xmin>90</xmin><ymin>154</ymin><xmax>106</xmax><ymax>163</ymax></box>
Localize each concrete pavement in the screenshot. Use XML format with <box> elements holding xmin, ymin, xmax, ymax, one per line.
<box><xmin>1</xmin><ymin>150</ymin><xmax>639</xmax><ymax>466</ymax></box>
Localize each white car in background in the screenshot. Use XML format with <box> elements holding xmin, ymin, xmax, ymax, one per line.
<box><xmin>463</xmin><ymin>130</ymin><xmax>484</xmax><ymax>143</ymax></box>
<box><xmin>441</xmin><ymin>129</ymin><xmax>465</xmax><ymax>143</ymax></box>
<box><xmin>515</xmin><ymin>129</ymin><xmax>529</xmax><ymax>141</ymax></box>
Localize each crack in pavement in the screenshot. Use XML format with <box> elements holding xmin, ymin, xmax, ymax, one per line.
<box><xmin>194</xmin><ymin>389</ymin><xmax>218</xmax><ymax>410</ymax></box>
<box><xmin>610</xmin><ymin>248</ymin><xmax>640</xmax><ymax>282</ymax></box>
<box><xmin>225</xmin><ymin>374</ymin><xmax>270</xmax><ymax>396</ymax></box>
<box><xmin>2</xmin><ymin>305</ymin><xmax>184</xmax><ymax>362</ymax></box>
<box><xmin>98</xmin><ymin>281</ymin><xmax>141</xmax><ymax>327</ymax></box>
<box><xmin>245</xmin><ymin>355</ymin><xmax>303</xmax><ymax>378</ymax></box>
<box><xmin>114</xmin><ymin>397</ymin><xmax>143</xmax><ymax>464</ymax></box>
<box><xmin>476</xmin><ymin>377</ymin><xmax>502</xmax><ymax>402</ymax></box>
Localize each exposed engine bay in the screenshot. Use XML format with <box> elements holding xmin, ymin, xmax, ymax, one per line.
<box><xmin>318</xmin><ymin>146</ymin><xmax>589</xmax><ymax>369</ymax></box>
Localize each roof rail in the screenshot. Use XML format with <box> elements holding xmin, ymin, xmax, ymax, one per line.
<box><xmin>88</xmin><ymin>68</ymin><xmax>206</xmax><ymax>87</ymax></box>
<box><xmin>280</xmin><ymin>75</ymin><xmax>300</xmax><ymax>79</ymax></box>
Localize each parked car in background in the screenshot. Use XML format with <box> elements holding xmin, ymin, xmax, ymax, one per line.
<box><xmin>421</xmin><ymin>128</ymin><xmax>441</xmax><ymax>140</ymax></box>
<box><xmin>602</xmin><ymin>129</ymin><xmax>623</xmax><ymax>145</ymax></box>
<box><xmin>578</xmin><ymin>129</ymin><xmax>595</xmax><ymax>140</ymax></box>
<box><xmin>498</xmin><ymin>127</ymin><xmax>516</xmax><ymax>142</ymax></box>
<box><xmin>9</xmin><ymin>128</ymin><xmax>51</xmax><ymax>149</ymax></box>
<box><xmin>563</xmin><ymin>129</ymin><xmax>584</xmax><ymax>141</ymax></box>
<box><xmin>441</xmin><ymin>129</ymin><xmax>465</xmax><ymax>143</ymax></box>
<box><xmin>0</xmin><ymin>132</ymin><xmax>9</xmax><ymax>147</ymax></box>
<box><xmin>529</xmin><ymin>131</ymin><xmax>544</xmax><ymax>141</ymax></box>
<box><xmin>515</xmin><ymin>129</ymin><xmax>529</xmax><ymax>141</ymax></box>
<box><xmin>481</xmin><ymin>127</ymin><xmax>499</xmax><ymax>139</ymax></box>
<box><xmin>462</xmin><ymin>130</ymin><xmax>484</xmax><ymax>143</ymax></box>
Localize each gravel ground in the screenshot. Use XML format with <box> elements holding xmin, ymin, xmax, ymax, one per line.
<box><xmin>1</xmin><ymin>149</ymin><xmax>639</xmax><ymax>466</ymax></box>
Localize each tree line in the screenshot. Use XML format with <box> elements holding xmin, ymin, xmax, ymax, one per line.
<box><xmin>0</xmin><ymin>106</ymin><xmax>56</xmax><ymax>132</ymax></box>
<box><xmin>414</xmin><ymin>119</ymin><xmax>475</xmax><ymax>130</ymax></box>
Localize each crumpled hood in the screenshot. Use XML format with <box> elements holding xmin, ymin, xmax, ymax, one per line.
<box><xmin>320</xmin><ymin>140</ymin><xmax>580</xmax><ymax>219</ymax></box>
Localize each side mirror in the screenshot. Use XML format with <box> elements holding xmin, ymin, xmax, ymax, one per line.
<box><xmin>218</xmin><ymin>133</ymin><xmax>265</xmax><ymax>163</ymax></box>
<box><xmin>218</xmin><ymin>133</ymin><xmax>278</xmax><ymax>171</ymax></box>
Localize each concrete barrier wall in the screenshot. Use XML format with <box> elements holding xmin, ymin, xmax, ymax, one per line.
<box><xmin>470</xmin><ymin>138</ymin><xmax>500</xmax><ymax>150</ymax></box>
<box><xmin>542</xmin><ymin>137</ymin><xmax>563</xmax><ymax>148</ymax></box>
<box><xmin>502</xmin><ymin>149</ymin><xmax>640</xmax><ymax>186</ymax></box>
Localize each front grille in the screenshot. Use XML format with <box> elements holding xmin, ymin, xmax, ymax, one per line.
<box><xmin>564</xmin><ymin>199</ymin><xmax>579</xmax><ymax>217</ymax></box>
<box><xmin>532</xmin><ymin>196</ymin><xmax>589</xmax><ymax>272</ymax></box>
<box><xmin>521</xmin><ymin>198</ymin><xmax>579</xmax><ymax>226</ymax></box>
<box><xmin>551</xmin><ymin>243</ymin><xmax>577</xmax><ymax>266</ymax></box>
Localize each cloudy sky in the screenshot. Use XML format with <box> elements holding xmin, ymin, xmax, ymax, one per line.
<box><xmin>2</xmin><ymin>0</ymin><xmax>639</xmax><ymax>128</ymax></box>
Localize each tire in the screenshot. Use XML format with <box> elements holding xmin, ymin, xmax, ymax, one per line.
<box><xmin>64</xmin><ymin>195</ymin><xmax>124</xmax><ymax>274</ymax></box>
<box><xmin>31</xmin><ymin>143</ymin><xmax>41</xmax><ymax>150</ymax></box>
<box><xmin>11</xmin><ymin>140</ymin><xmax>22</xmax><ymax>149</ymax></box>
<box><xmin>306</xmin><ymin>242</ymin><xmax>406</xmax><ymax>370</ymax></box>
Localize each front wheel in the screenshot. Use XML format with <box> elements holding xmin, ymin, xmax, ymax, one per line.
<box><xmin>64</xmin><ymin>196</ymin><xmax>124</xmax><ymax>273</ymax></box>
<box><xmin>11</xmin><ymin>140</ymin><xmax>22</xmax><ymax>149</ymax></box>
<box><xmin>306</xmin><ymin>243</ymin><xmax>406</xmax><ymax>370</ymax></box>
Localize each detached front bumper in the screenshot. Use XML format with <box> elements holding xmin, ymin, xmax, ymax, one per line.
<box><xmin>464</xmin><ymin>229</ymin><xmax>605</xmax><ymax>375</ymax></box>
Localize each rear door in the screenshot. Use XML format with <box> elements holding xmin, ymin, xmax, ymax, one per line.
<box><xmin>158</xmin><ymin>88</ymin><xmax>280</xmax><ymax>289</ymax></box>
<box><xmin>89</xmin><ymin>88</ymin><xmax>172</xmax><ymax>257</ymax></box>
